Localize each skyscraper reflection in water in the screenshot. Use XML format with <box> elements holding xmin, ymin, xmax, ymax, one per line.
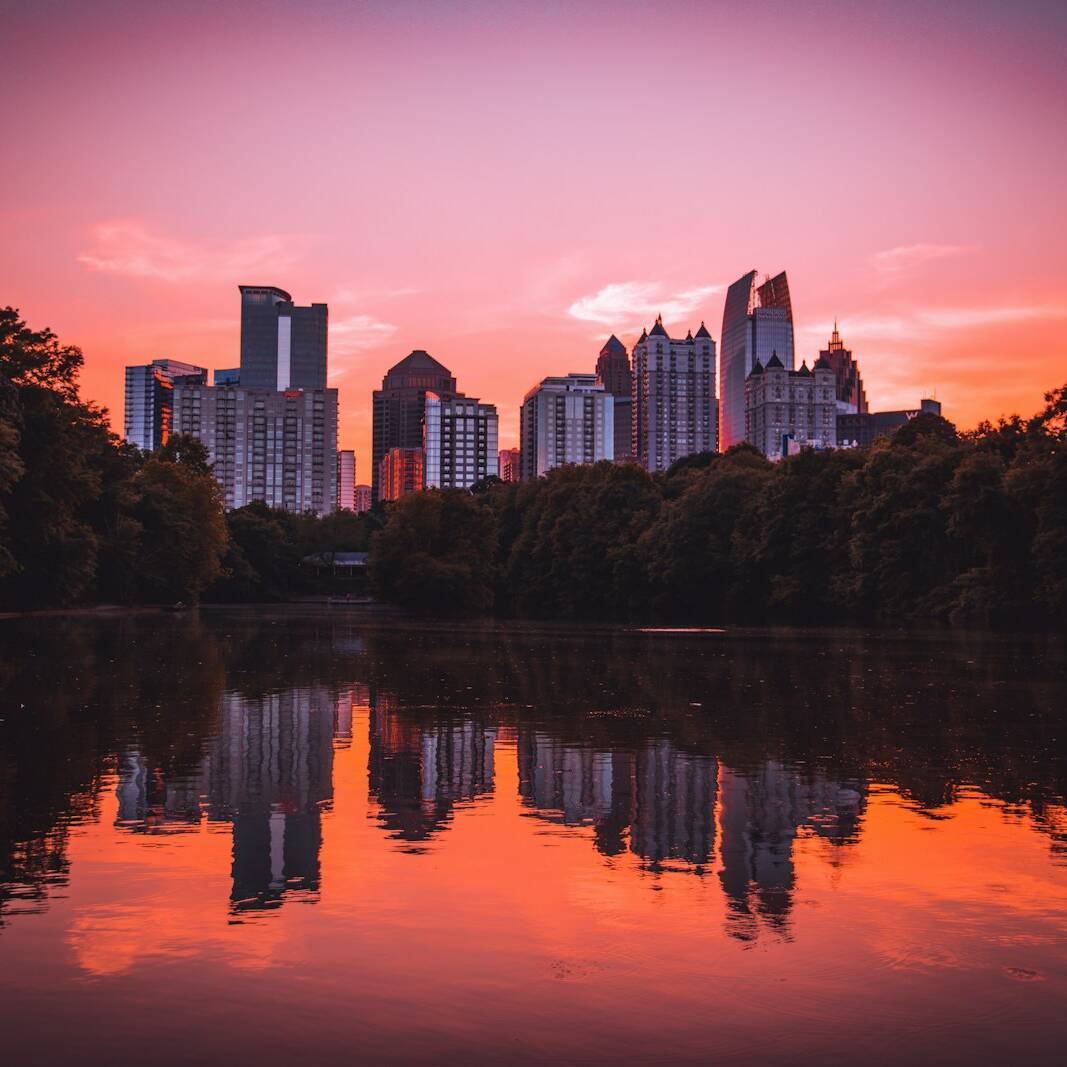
<box><xmin>516</xmin><ymin>730</ymin><xmax>718</xmax><ymax>868</ymax></box>
<box><xmin>115</xmin><ymin>686</ymin><xmax>361</xmax><ymax>914</ymax></box>
<box><xmin>718</xmin><ymin>763</ymin><xmax>865</xmax><ymax>941</ymax></box>
<box><xmin>368</xmin><ymin>696</ymin><xmax>497</xmax><ymax>842</ymax></box>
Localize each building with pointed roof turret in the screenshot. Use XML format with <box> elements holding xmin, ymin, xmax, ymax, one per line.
<box><xmin>744</xmin><ymin>350</ymin><xmax>835</xmax><ymax>459</ymax></box>
<box><xmin>820</xmin><ymin>323</ymin><xmax>868</xmax><ymax>415</ymax></box>
<box><xmin>632</xmin><ymin>317</ymin><xmax>718</xmax><ymax>471</ymax></box>
<box><xmin>595</xmin><ymin>334</ymin><xmax>634</xmax><ymax>463</ymax></box>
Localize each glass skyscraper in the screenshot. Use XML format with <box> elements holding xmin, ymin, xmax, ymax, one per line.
<box><xmin>719</xmin><ymin>270</ymin><xmax>795</xmax><ymax>450</ymax></box>
<box><xmin>123</xmin><ymin>358</ymin><xmax>207</xmax><ymax>451</ymax></box>
<box><xmin>239</xmin><ymin>285</ymin><xmax>328</xmax><ymax>390</ymax></box>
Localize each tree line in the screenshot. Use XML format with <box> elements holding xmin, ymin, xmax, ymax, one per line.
<box><xmin>3</xmin><ymin>306</ymin><xmax>1064</xmax><ymax>626</ymax></box>
<box><xmin>0</xmin><ymin>307</ymin><xmax>378</xmax><ymax>608</ymax></box>
<box><xmin>370</xmin><ymin>389</ymin><xmax>1067</xmax><ymax>628</ymax></box>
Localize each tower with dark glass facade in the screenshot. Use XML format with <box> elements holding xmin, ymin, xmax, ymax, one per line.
<box><xmin>371</xmin><ymin>350</ymin><xmax>456</xmax><ymax>501</ymax></box>
<box><xmin>239</xmin><ymin>284</ymin><xmax>328</xmax><ymax>390</ymax></box>
<box><xmin>719</xmin><ymin>270</ymin><xmax>795</xmax><ymax>450</ymax></box>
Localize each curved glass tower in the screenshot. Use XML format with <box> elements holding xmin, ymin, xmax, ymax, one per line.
<box><xmin>719</xmin><ymin>270</ymin><xmax>794</xmax><ymax>450</ymax></box>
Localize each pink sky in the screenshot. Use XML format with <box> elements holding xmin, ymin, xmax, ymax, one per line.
<box><xmin>3</xmin><ymin>0</ymin><xmax>1065</xmax><ymax>479</ymax></box>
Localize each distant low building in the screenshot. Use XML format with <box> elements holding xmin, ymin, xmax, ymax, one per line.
<box><xmin>354</xmin><ymin>484</ymin><xmax>372</xmax><ymax>513</ymax></box>
<box><xmin>519</xmin><ymin>374</ymin><xmax>614</xmax><ymax>480</ymax></box>
<box><xmin>498</xmin><ymin>447</ymin><xmax>521</xmax><ymax>482</ymax></box>
<box><xmin>336</xmin><ymin>450</ymin><xmax>356</xmax><ymax>510</ymax></box>
<box><xmin>745</xmin><ymin>352</ymin><xmax>836</xmax><ymax>459</ymax></box>
<box><xmin>837</xmin><ymin>398</ymin><xmax>943</xmax><ymax>448</ymax></box>
<box><xmin>379</xmin><ymin>446</ymin><xmax>424</xmax><ymax>501</ymax></box>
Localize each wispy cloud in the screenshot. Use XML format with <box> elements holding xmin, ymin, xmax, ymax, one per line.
<box><xmin>78</xmin><ymin>222</ymin><xmax>309</xmax><ymax>282</ymax></box>
<box><xmin>333</xmin><ymin>286</ymin><xmax>420</xmax><ymax>304</ymax></box>
<box><xmin>329</xmin><ymin>314</ymin><xmax>398</xmax><ymax>368</ymax></box>
<box><xmin>568</xmin><ymin>281</ymin><xmax>722</xmax><ymax>330</ymax></box>
<box><xmin>802</xmin><ymin>303</ymin><xmax>1067</xmax><ymax>344</ymax></box>
<box><xmin>870</xmin><ymin>243</ymin><xmax>977</xmax><ymax>276</ymax></box>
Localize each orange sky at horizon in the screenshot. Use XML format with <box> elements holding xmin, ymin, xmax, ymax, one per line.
<box><xmin>3</xmin><ymin>0</ymin><xmax>1065</xmax><ymax>480</ymax></box>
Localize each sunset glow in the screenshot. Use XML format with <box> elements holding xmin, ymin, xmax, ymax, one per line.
<box><xmin>3</xmin><ymin>0</ymin><xmax>1065</xmax><ymax>478</ymax></box>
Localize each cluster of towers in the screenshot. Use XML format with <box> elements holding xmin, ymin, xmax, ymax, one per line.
<box><xmin>123</xmin><ymin>271</ymin><xmax>940</xmax><ymax>513</ymax></box>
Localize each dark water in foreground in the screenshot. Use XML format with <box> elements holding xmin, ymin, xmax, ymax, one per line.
<box><xmin>1</xmin><ymin>609</ymin><xmax>1065</xmax><ymax>1065</ymax></box>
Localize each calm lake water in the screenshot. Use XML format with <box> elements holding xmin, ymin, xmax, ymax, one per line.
<box><xmin>1</xmin><ymin>608</ymin><xmax>1065</xmax><ymax>1065</ymax></box>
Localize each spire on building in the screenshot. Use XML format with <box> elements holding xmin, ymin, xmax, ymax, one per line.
<box><xmin>694</xmin><ymin>321</ymin><xmax>711</xmax><ymax>339</ymax></box>
<box><xmin>765</xmin><ymin>350</ymin><xmax>784</xmax><ymax>370</ymax></box>
<box><xmin>649</xmin><ymin>314</ymin><xmax>669</xmax><ymax>338</ymax></box>
<box><xmin>829</xmin><ymin>320</ymin><xmax>844</xmax><ymax>351</ymax></box>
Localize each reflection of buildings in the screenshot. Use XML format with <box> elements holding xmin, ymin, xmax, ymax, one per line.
<box><xmin>115</xmin><ymin>687</ymin><xmax>352</xmax><ymax>914</ymax></box>
<box><xmin>718</xmin><ymin>763</ymin><xmax>865</xmax><ymax>941</ymax></box>
<box><xmin>516</xmin><ymin>730</ymin><xmax>717</xmax><ymax>867</ymax></box>
<box><xmin>368</xmin><ymin>697</ymin><xmax>496</xmax><ymax>842</ymax></box>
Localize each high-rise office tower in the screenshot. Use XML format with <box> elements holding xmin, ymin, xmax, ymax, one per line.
<box><xmin>498</xmin><ymin>448</ymin><xmax>521</xmax><ymax>482</ymax></box>
<box><xmin>820</xmin><ymin>323</ymin><xmax>868</xmax><ymax>415</ymax></box>
<box><xmin>123</xmin><ymin>359</ymin><xmax>207</xmax><ymax>451</ymax></box>
<box><xmin>595</xmin><ymin>334</ymin><xmax>634</xmax><ymax>463</ymax></box>
<box><xmin>423</xmin><ymin>392</ymin><xmax>498</xmax><ymax>489</ymax></box>
<box><xmin>720</xmin><ymin>270</ymin><xmax>795</xmax><ymax>450</ymax></box>
<box><xmin>336</xmin><ymin>450</ymin><xmax>356</xmax><ymax>510</ymax></box>
<box><xmin>372</xmin><ymin>350</ymin><xmax>456</xmax><ymax>501</ymax></box>
<box><xmin>744</xmin><ymin>353</ymin><xmax>836</xmax><ymax>459</ymax></box>
<box><xmin>173</xmin><ymin>380</ymin><xmax>338</xmax><ymax>515</ymax></box>
<box><xmin>519</xmin><ymin>374</ymin><xmax>614</xmax><ymax>480</ymax></box>
<box><xmin>631</xmin><ymin>317</ymin><xmax>718</xmax><ymax>472</ymax></box>
<box><xmin>239</xmin><ymin>285</ymin><xmax>328</xmax><ymax>390</ymax></box>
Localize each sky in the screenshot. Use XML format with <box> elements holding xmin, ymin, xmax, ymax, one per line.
<box><xmin>2</xmin><ymin>0</ymin><xmax>1065</xmax><ymax>478</ymax></box>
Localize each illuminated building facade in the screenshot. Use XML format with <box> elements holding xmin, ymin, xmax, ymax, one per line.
<box><xmin>379</xmin><ymin>446</ymin><xmax>424</xmax><ymax>501</ymax></box>
<box><xmin>354</xmin><ymin>484</ymin><xmax>372</xmax><ymax>512</ymax></box>
<box><xmin>336</xmin><ymin>449</ymin><xmax>356</xmax><ymax>510</ymax></box>
<box><xmin>498</xmin><ymin>447</ymin><xmax>521</xmax><ymax>482</ymax></box>
<box><xmin>631</xmin><ymin>316</ymin><xmax>717</xmax><ymax>471</ymax></box>
<box><xmin>123</xmin><ymin>359</ymin><xmax>207</xmax><ymax>451</ymax></box>
<box><xmin>424</xmin><ymin>391</ymin><xmax>499</xmax><ymax>489</ymax></box>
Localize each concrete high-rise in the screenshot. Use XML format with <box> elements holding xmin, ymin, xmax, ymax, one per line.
<box><xmin>595</xmin><ymin>335</ymin><xmax>633</xmax><ymax>463</ymax></box>
<box><xmin>720</xmin><ymin>270</ymin><xmax>795</xmax><ymax>450</ymax></box>
<box><xmin>123</xmin><ymin>359</ymin><xmax>207</xmax><ymax>451</ymax></box>
<box><xmin>632</xmin><ymin>317</ymin><xmax>717</xmax><ymax>472</ymax></box>
<box><xmin>519</xmin><ymin>374</ymin><xmax>614</xmax><ymax>480</ymax></box>
<box><xmin>173</xmin><ymin>380</ymin><xmax>338</xmax><ymax>515</ymax></box>
<box><xmin>372</xmin><ymin>350</ymin><xmax>456</xmax><ymax>501</ymax></box>
<box><xmin>239</xmin><ymin>285</ymin><xmax>328</xmax><ymax>390</ymax></box>
<box><xmin>336</xmin><ymin>450</ymin><xmax>356</xmax><ymax>510</ymax></box>
<box><xmin>424</xmin><ymin>392</ymin><xmax>498</xmax><ymax>489</ymax></box>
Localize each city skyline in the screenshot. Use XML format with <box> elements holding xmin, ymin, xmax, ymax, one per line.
<box><xmin>3</xmin><ymin>0</ymin><xmax>1065</xmax><ymax>480</ymax></box>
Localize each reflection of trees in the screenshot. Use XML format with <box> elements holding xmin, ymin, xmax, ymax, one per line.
<box><xmin>1</xmin><ymin>610</ymin><xmax>1065</xmax><ymax>934</ymax></box>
